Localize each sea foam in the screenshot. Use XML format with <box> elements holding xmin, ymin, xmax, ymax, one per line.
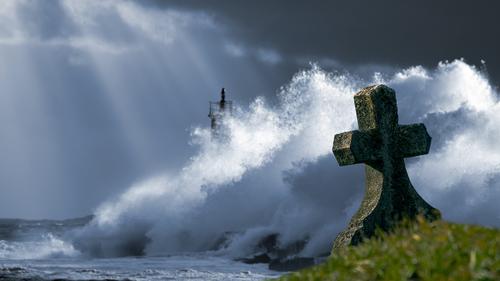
<box><xmin>74</xmin><ymin>60</ymin><xmax>500</xmax><ymax>259</ymax></box>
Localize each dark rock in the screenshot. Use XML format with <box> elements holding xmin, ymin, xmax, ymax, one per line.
<box><xmin>237</xmin><ymin>233</ymin><xmax>310</xmax><ymax>270</ymax></box>
<box><xmin>275</xmin><ymin>239</ymin><xmax>307</xmax><ymax>259</ymax></box>
<box><xmin>209</xmin><ymin>231</ymin><xmax>237</xmax><ymax>251</ymax></box>
<box><xmin>256</xmin><ymin>233</ymin><xmax>279</xmax><ymax>253</ymax></box>
<box><xmin>254</xmin><ymin>233</ymin><xmax>308</xmax><ymax>259</ymax></box>
<box><xmin>239</xmin><ymin>253</ymin><xmax>272</xmax><ymax>264</ymax></box>
<box><xmin>268</xmin><ymin>257</ymin><xmax>315</xmax><ymax>272</ymax></box>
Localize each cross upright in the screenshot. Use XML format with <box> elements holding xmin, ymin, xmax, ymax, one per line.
<box><xmin>332</xmin><ymin>84</ymin><xmax>440</xmax><ymax>252</ymax></box>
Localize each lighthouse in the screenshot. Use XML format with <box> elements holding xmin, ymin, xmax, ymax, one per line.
<box><xmin>208</xmin><ymin>88</ymin><xmax>232</xmax><ymax>136</ymax></box>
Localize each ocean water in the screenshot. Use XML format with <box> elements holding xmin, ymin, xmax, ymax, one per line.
<box><xmin>0</xmin><ymin>256</ymin><xmax>279</xmax><ymax>281</ymax></box>
<box><xmin>0</xmin><ymin>218</ymin><xmax>281</xmax><ymax>281</ymax></box>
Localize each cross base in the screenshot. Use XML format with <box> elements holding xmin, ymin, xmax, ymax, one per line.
<box><xmin>332</xmin><ymin>159</ymin><xmax>441</xmax><ymax>252</ymax></box>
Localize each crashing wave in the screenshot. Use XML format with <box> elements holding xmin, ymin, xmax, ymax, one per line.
<box><xmin>72</xmin><ymin>60</ymin><xmax>500</xmax><ymax>264</ymax></box>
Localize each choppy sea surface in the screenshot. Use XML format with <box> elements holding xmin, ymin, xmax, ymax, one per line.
<box><xmin>0</xmin><ymin>256</ymin><xmax>280</xmax><ymax>281</ymax></box>
<box><xmin>0</xmin><ymin>218</ymin><xmax>282</xmax><ymax>281</ymax></box>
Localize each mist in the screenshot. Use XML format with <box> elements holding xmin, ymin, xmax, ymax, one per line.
<box><xmin>73</xmin><ymin>60</ymin><xmax>500</xmax><ymax>259</ymax></box>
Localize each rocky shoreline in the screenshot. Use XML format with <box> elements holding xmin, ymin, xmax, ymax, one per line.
<box><xmin>232</xmin><ymin>233</ymin><xmax>327</xmax><ymax>272</ymax></box>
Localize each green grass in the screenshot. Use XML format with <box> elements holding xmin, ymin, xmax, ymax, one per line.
<box><xmin>279</xmin><ymin>218</ymin><xmax>499</xmax><ymax>281</ymax></box>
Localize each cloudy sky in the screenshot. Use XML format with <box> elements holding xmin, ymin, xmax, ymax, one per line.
<box><xmin>0</xmin><ymin>0</ymin><xmax>499</xmax><ymax>223</ymax></box>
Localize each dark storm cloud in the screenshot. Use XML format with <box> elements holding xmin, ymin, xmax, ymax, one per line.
<box><xmin>15</xmin><ymin>1</ymin><xmax>77</xmax><ymax>40</ymax></box>
<box><xmin>148</xmin><ymin>0</ymin><xmax>500</xmax><ymax>83</ymax></box>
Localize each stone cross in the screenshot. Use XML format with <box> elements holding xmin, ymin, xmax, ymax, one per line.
<box><xmin>332</xmin><ymin>84</ymin><xmax>440</xmax><ymax>252</ymax></box>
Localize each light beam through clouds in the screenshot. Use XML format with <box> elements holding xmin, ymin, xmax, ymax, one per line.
<box><xmin>0</xmin><ymin>0</ymin><xmax>275</xmax><ymax>219</ymax></box>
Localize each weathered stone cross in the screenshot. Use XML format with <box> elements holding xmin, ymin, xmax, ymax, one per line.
<box><xmin>332</xmin><ymin>84</ymin><xmax>440</xmax><ymax>252</ymax></box>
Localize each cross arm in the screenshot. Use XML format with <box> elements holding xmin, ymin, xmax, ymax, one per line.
<box><xmin>396</xmin><ymin>124</ymin><xmax>431</xmax><ymax>158</ymax></box>
<box><xmin>333</xmin><ymin>130</ymin><xmax>380</xmax><ymax>166</ymax></box>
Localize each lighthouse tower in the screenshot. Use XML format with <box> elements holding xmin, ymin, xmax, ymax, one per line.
<box><xmin>208</xmin><ymin>88</ymin><xmax>232</xmax><ymax>136</ymax></box>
